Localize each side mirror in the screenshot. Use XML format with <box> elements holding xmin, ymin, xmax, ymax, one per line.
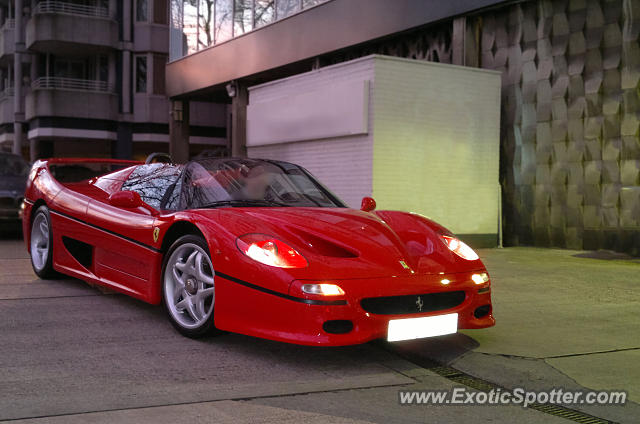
<box><xmin>109</xmin><ymin>191</ymin><xmax>159</xmax><ymax>216</ymax></box>
<box><xmin>109</xmin><ymin>191</ymin><xmax>144</xmax><ymax>208</ymax></box>
<box><xmin>360</xmin><ymin>196</ymin><xmax>376</xmax><ymax>212</ymax></box>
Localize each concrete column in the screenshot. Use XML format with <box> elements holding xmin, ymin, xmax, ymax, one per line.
<box><xmin>169</xmin><ymin>100</ymin><xmax>189</xmax><ymax>163</ymax></box>
<box><xmin>114</xmin><ymin>122</ymin><xmax>133</xmax><ymax>159</ymax></box>
<box><xmin>12</xmin><ymin>0</ymin><xmax>24</xmax><ymax>155</ymax></box>
<box><xmin>452</xmin><ymin>16</ymin><xmax>480</xmax><ymax>67</ymax></box>
<box><xmin>122</xmin><ymin>51</ymin><xmax>131</xmax><ymax>113</ymax></box>
<box><xmin>230</xmin><ymin>84</ymin><xmax>248</xmax><ymax>157</ymax></box>
<box><xmin>123</xmin><ymin>0</ymin><xmax>132</xmax><ymax>41</ymax></box>
<box><xmin>452</xmin><ymin>17</ymin><xmax>465</xmax><ymax>66</ymax></box>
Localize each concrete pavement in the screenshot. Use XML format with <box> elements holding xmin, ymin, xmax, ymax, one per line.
<box><xmin>0</xmin><ymin>235</ymin><xmax>638</xmax><ymax>423</ymax></box>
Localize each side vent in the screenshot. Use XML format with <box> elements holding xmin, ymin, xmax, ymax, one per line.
<box><xmin>62</xmin><ymin>237</ymin><xmax>93</xmax><ymax>269</ymax></box>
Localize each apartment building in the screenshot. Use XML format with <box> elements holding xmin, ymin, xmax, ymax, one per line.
<box><xmin>0</xmin><ymin>0</ymin><xmax>224</xmax><ymax>161</ymax></box>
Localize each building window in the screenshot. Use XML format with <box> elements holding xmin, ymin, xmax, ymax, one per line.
<box><xmin>234</xmin><ymin>0</ymin><xmax>252</xmax><ymax>36</ymax></box>
<box><xmin>152</xmin><ymin>54</ymin><xmax>166</xmax><ymax>95</ymax></box>
<box><xmin>254</xmin><ymin>0</ymin><xmax>274</xmax><ymax>27</ymax></box>
<box><xmin>276</xmin><ymin>0</ymin><xmax>299</xmax><ymax>19</ymax></box>
<box><xmin>137</xmin><ymin>0</ymin><xmax>148</xmax><ymax>22</ymax></box>
<box><xmin>153</xmin><ymin>0</ymin><xmax>168</xmax><ymax>24</ymax></box>
<box><xmin>53</xmin><ymin>59</ymin><xmax>87</xmax><ymax>80</ymax></box>
<box><xmin>302</xmin><ymin>0</ymin><xmax>326</xmax><ymax>8</ymax></box>
<box><xmin>135</xmin><ymin>55</ymin><xmax>147</xmax><ymax>93</ymax></box>
<box><xmin>214</xmin><ymin>0</ymin><xmax>233</xmax><ymax>44</ymax></box>
<box><xmin>197</xmin><ymin>0</ymin><xmax>215</xmax><ymax>49</ymax></box>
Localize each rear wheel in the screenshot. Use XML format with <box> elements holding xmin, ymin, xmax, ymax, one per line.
<box><xmin>162</xmin><ymin>235</ymin><xmax>219</xmax><ymax>338</ymax></box>
<box><xmin>30</xmin><ymin>206</ymin><xmax>56</xmax><ymax>279</ymax></box>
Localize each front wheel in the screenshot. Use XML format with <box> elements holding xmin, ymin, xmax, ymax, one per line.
<box><xmin>162</xmin><ymin>235</ymin><xmax>219</xmax><ymax>338</ymax></box>
<box><xmin>30</xmin><ymin>206</ymin><xmax>56</xmax><ymax>279</ymax></box>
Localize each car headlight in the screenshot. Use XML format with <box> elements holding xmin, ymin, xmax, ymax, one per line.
<box><xmin>301</xmin><ymin>283</ymin><xmax>344</xmax><ymax>296</ymax></box>
<box><xmin>236</xmin><ymin>234</ymin><xmax>308</xmax><ymax>268</ymax></box>
<box><xmin>471</xmin><ymin>272</ymin><xmax>490</xmax><ymax>284</ymax></box>
<box><xmin>440</xmin><ymin>235</ymin><xmax>479</xmax><ymax>261</ymax></box>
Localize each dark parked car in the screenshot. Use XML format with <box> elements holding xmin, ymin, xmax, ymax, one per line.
<box><xmin>0</xmin><ymin>152</ymin><xmax>29</xmax><ymax>223</ymax></box>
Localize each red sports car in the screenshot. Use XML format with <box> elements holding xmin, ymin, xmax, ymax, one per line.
<box><xmin>22</xmin><ymin>157</ymin><xmax>494</xmax><ymax>345</ymax></box>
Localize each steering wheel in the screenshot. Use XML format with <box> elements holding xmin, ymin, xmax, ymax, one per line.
<box><xmin>145</xmin><ymin>152</ymin><xmax>172</xmax><ymax>164</ymax></box>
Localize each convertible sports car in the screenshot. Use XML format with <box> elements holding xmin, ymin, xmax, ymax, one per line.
<box><xmin>22</xmin><ymin>156</ymin><xmax>494</xmax><ymax>345</ymax></box>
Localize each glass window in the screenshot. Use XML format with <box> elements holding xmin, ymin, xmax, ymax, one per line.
<box><xmin>233</xmin><ymin>0</ymin><xmax>252</xmax><ymax>36</ymax></box>
<box><xmin>152</xmin><ymin>54</ymin><xmax>166</xmax><ymax>94</ymax></box>
<box><xmin>135</xmin><ymin>56</ymin><xmax>147</xmax><ymax>93</ymax></box>
<box><xmin>276</xmin><ymin>0</ymin><xmax>299</xmax><ymax>19</ymax></box>
<box><xmin>302</xmin><ymin>0</ymin><xmax>326</xmax><ymax>9</ymax></box>
<box><xmin>169</xmin><ymin>0</ymin><xmax>185</xmax><ymax>60</ymax></box>
<box><xmin>197</xmin><ymin>0</ymin><xmax>215</xmax><ymax>48</ymax></box>
<box><xmin>99</xmin><ymin>55</ymin><xmax>108</xmax><ymax>82</ymax></box>
<box><xmin>54</xmin><ymin>58</ymin><xmax>87</xmax><ymax>79</ymax></box>
<box><xmin>214</xmin><ymin>0</ymin><xmax>233</xmax><ymax>43</ymax></box>
<box><xmin>0</xmin><ymin>153</ymin><xmax>29</xmax><ymax>177</ymax></box>
<box><xmin>121</xmin><ymin>164</ymin><xmax>183</xmax><ymax>210</ymax></box>
<box><xmin>137</xmin><ymin>0</ymin><xmax>148</xmax><ymax>21</ymax></box>
<box><xmin>153</xmin><ymin>0</ymin><xmax>168</xmax><ymax>24</ymax></box>
<box><xmin>254</xmin><ymin>0</ymin><xmax>274</xmax><ymax>27</ymax></box>
<box><xmin>178</xmin><ymin>158</ymin><xmax>345</xmax><ymax>210</ymax></box>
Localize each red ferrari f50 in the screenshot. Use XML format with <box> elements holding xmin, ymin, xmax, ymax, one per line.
<box><xmin>22</xmin><ymin>157</ymin><xmax>494</xmax><ymax>345</ymax></box>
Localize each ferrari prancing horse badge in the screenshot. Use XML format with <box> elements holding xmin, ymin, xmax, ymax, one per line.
<box><xmin>153</xmin><ymin>227</ymin><xmax>159</xmax><ymax>242</ymax></box>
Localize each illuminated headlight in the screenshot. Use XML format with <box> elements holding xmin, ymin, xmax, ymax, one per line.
<box><xmin>237</xmin><ymin>234</ymin><xmax>307</xmax><ymax>268</ymax></box>
<box><xmin>471</xmin><ymin>273</ymin><xmax>490</xmax><ymax>285</ymax></box>
<box><xmin>440</xmin><ymin>235</ymin><xmax>479</xmax><ymax>261</ymax></box>
<box><xmin>301</xmin><ymin>283</ymin><xmax>344</xmax><ymax>296</ymax></box>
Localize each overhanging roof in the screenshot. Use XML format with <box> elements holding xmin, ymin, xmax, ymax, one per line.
<box><xmin>166</xmin><ymin>0</ymin><xmax>505</xmax><ymax>99</ymax></box>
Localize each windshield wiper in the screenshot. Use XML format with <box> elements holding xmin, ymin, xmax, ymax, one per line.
<box><xmin>200</xmin><ymin>199</ymin><xmax>291</xmax><ymax>208</ymax></box>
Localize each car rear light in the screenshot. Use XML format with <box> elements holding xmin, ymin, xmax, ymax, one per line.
<box><xmin>440</xmin><ymin>235</ymin><xmax>479</xmax><ymax>261</ymax></box>
<box><xmin>236</xmin><ymin>234</ymin><xmax>308</xmax><ymax>268</ymax></box>
<box><xmin>301</xmin><ymin>283</ymin><xmax>345</xmax><ymax>296</ymax></box>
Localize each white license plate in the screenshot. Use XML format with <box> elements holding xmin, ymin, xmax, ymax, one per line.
<box><xmin>387</xmin><ymin>313</ymin><xmax>458</xmax><ymax>342</ymax></box>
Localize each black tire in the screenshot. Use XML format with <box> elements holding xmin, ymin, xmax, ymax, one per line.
<box><xmin>29</xmin><ymin>206</ymin><xmax>57</xmax><ymax>279</ymax></box>
<box><xmin>161</xmin><ymin>235</ymin><xmax>220</xmax><ymax>338</ymax></box>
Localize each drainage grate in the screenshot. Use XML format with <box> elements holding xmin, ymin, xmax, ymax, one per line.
<box><xmin>427</xmin><ymin>364</ymin><xmax>615</xmax><ymax>424</ymax></box>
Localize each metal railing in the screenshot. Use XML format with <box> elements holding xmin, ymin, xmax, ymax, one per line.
<box><xmin>1</xmin><ymin>19</ymin><xmax>15</xmax><ymax>31</ymax></box>
<box><xmin>34</xmin><ymin>1</ymin><xmax>109</xmax><ymax>18</ymax></box>
<box><xmin>32</xmin><ymin>77</ymin><xmax>112</xmax><ymax>92</ymax></box>
<box><xmin>0</xmin><ymin>87</ymin><xmax>14</xmax><ymax>101</ymax></box>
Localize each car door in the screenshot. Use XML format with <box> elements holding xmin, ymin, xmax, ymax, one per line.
<box><xmin>82</xmin><ymin>164</ymin><xmax>180</xmax><ymax>300</ymax></box>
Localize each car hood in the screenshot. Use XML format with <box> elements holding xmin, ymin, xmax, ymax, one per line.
<box><xmin>199</xmin><ymin>207</ymin><xmax>484</xmax><ymax>279</ymax></box>
<box><xmin>0</xmin><ymin>175</ymin><xmax>26</xmax><ymax>194</ymax></box>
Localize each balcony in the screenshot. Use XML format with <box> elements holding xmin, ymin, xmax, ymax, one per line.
<box><xmin>26</xmin><ymin>77</ymin><xmax>118</xmax><ymax>121</ymax></box>
<box><xmin>26</xmin><ymin>1</ymin><xmax>117</xmax><ymax>54</ymax></box>
<box><xmin>134</xmin><ymin>23</ymin><xmax>169</xmax><ymax>54</ymax></box>
<box><xmin>0</xmin><ymin>19</ymin><xmax>14</xmax><ymax>64</ymax></box>
<box><xmin>0</xmin><ymin>87</ymin><xmax>14</xmax><ymax>125</ymax></box>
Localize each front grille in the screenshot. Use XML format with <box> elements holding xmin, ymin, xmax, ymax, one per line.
<box><xmin>361</xmin><ymin>291</ymin><xmax>465</xmax><ymax>315</ymax></box>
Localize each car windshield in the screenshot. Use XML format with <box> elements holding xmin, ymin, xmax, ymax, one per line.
<box><xmin>177</xmin><ymin>158</ymin><xmax>345</xmax><ymax>209</ymax></box>
<box><xmin>0</xmin><ymin>154</ymin><xmax>29</xmax><ymax>176</ymax></box>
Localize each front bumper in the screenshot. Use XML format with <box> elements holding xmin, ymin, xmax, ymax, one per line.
<box><xmin>214</xmin><ymin>270</ymin><xmax>494</xmax><ymax>346</ymax></box>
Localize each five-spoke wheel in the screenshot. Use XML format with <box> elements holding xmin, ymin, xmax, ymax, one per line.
<box><xmin>162</xmin><ymin>235</ymin><xmax>218</xmax><ymax>337</ymax></box>
<box><xmin>30</xmin><ymin>206</ymin><xmax>56</xmax><ymax>278</ymax></box>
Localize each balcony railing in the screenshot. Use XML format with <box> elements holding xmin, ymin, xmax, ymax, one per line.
<box><xmin>32</xmin><ymin>77</ymin><xmax>112</xmax><ymax>92</ymax></box>
<box><xmin>34</xmin><ymin>1</ymin><xmax>109</xmax><ymax>18</ymax></box>
<box><xmin>1</xmin><ymin>19</ymin><xmax>15</xmax><ymax>31</ymax></box>
<box><xmin>0</xmin><ymin>87</ymin><xmax>14</xmax><ymax>101</ymax></box>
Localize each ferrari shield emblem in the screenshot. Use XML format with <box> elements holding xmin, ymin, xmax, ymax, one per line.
<box><xmin>152</xmin><ymin>227</ymin><xmax>160</xmax><ymax>242</ymax></box>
